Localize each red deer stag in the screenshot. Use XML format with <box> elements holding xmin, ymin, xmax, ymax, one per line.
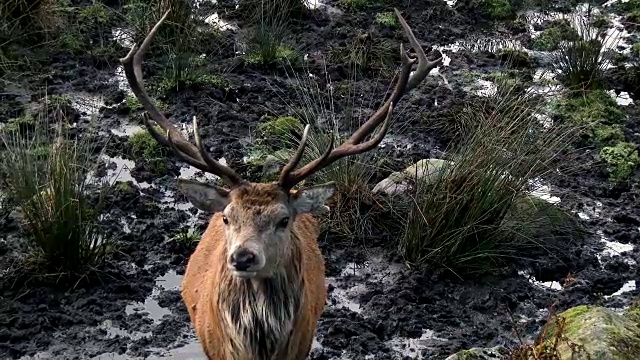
<box><xmin>120</xmin><ymin>8</ymin><xmax>441</xmax><ymax>360</ymax></box>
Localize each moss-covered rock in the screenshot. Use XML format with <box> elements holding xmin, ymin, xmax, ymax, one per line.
<box><xmin>544</xmin><ymin>305</ymin><xmax>640</xmax><ymax>360</ymax></box>
<box><xmin>599</xmin><ymin>142</ymin><xmax>640</xmax><ymax>182</ymax></box>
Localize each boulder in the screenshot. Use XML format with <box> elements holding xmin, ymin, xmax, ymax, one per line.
<box><xmin>372</xmin><ymin>158</ymin><xmax>453</xmax><ymax>196</ymax></box>
<box><xmin>545</xmin><ymin>305</ymin><xmax>640</xmax><ymax>360</ymax></box>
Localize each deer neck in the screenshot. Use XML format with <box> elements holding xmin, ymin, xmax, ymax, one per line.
<box><xmin>216</xmin><ymin>238</ymin><xmax>304</xmax><ymax>360</ymax></box>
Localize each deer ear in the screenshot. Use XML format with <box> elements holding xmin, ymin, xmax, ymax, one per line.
<box><xmin>291</xmin><ymin>182</ymin><xmax>337</xmax><ymax>214</ymax></box>
<box><xmin>177</xmin><ymin>178</ymin><xmax>230</xmax><ymax>213</ymax></box>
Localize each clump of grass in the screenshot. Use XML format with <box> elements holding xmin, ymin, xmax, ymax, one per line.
<box><xmin>245</xmin><ymin>7</ymin><xmax>301</xmax><ymax>68</ymax></box>
<box><xmin>395</xmin><ymin>85</ymin><xmax>580</xmax><ymax>271</ymax></box>
<box><xmin>553</xmin><ymin>15</ymin><xmax>618</xmax><ymax>90</ymax></box>
<box><xmin>599</xmin><ymin>142</ymin><xmax>640</xmax><ymax>183</ymax></box>
<box><xmin>0</xmin><ymin>104</ymin><xmax>114</xmax><ymax>278</ymax></box>
<box><xmin>328</xmin><ymin>31</ymin><xmax>398</xmax><ymax>73</ymax></box>
<box><xmin>124</xmin><ymin>0</ymin><xmax>194</xmax><ymax>46</ymax></box>
<box><xmin>268</xmin><ymin>68</ymin><xmax>392</xmax><ymax>241</ymax></box>
<box><xmin>0</xmin><ymin>0</ymin><xmax>64</xmax><ymax>41</ymax></box>
<box><xmin>169</xmin><ymin>227</ymin><xmax>202</xmax><ymax>243</ymax></box>
<box><xmin>155</xmin><ymin>52</ymin><xmax>228</xmax><ymax>96</ymax></box>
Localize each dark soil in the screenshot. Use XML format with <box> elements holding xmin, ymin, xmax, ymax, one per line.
<box><xmin>1</xmin><ymin>1</ymin><xmax>639</xmax><ymax>359</ymax></box>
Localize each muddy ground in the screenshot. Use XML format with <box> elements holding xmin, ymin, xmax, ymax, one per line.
<box><xmin>1</xmin><ymin>0</ymin><xmax>639</xmax><ymax>359</ymax></box>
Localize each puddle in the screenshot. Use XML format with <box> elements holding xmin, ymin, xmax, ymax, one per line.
<box><xmin>518</xmin><ymin>270</ymin><xmax>563</xmax><ymax>291</ymax></box>
<box><xmin>528</xmin><ymin>178</ymin><xmax>561</xmax><ymax>204</ymax></box>
<box><xmin>606</xmin><ymin>280</ymin><xmax>637</xmax><ymax>298</ymax></box>
<box><xmin>608</xmin><ymin>90</ymin><xmax>634</xmax><ymax>106</ymax></box>
<box><xmin>86</xmin><ymin>154</ymin><xmax>225</xmax><ymax>215</ymax></box>
<box><xmin>111</xmin><ymin>123</ymin><xmax>145</xmax><ymax>137</ymax></box>
<box><xmin>326</xmin><ymin>253</ymin><xmax>405</xmax><ymax>314</ymax></box>
<box><xmin>125</xmin><ymin>270</ymin><xmax>183</xmax><ymax>324</ymax></box>
<box><xmin>303</xmin><ymin>0</ymin><xmax>343</xmax><ymax>15</ymax></box>
<box><xmin>598</xmin><ymin>230</ymin><xmax>635</xmax><ymax>257</ymax></box>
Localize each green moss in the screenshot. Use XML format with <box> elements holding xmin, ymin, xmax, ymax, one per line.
<box><xmin>245</xmin><ymin>46</ymin><xmax>301</xmax><ymax>67</ymax></box>
<box><xmin>458</xmin><ymin>349</ymin><xmax>481</xmax><ymax>359</ymax></box>
<box><xmin>627</xmin><ymin>300</ymin><xmax>640</xmax><ymax>323</ymax></box>
<box><xmin>257</xmin><ymin>115</ymin><xmax>301</xmax><ymax>142</ymax></box>
<box><xmin>592</xmin><ymin>125</ymin><xmax>625</xmax><ymax>146</ymax></box>
<box><xmin>532</xmin><ymin>20</ymin><xmax>580</xmax><ymax>51</ymax></box>
<box><xmin>375</xmin><ymin>12</ymin><xmax>398</xmax><ymax>29</ymax></box>
<box><xmin>129</xmin><ymin>127</ymin><xmax>167</xmax><ymax>160</ymax></box>
<box><xmin>339</xmin><ymin>0</ymin><xmax>369</xmax><ymax>11</ymax></box>
<box><xmin>79</xmin><ymin>2</ymin><xmax>112</xmax><ymax>24</ymax></box>
<box><xmin>599</xmin><ymin>142</ymin><xmax>640</xmax><ymax>183</ymax></box>
<box><xmin>552</xmin><ymin>90</ymin><xmax>624</xmax><ymax>127</ymax></box>
<box><xmin>124</xmin><ymin>95</ymin><xmax>141</xmax><ymax>112</ymax></box>
<box><xmin>481</xmin><ymin>0</ymin><xmax>514</xmax><ymax>20</ymax></box>
<box><xmin>58</xmin><ymin>32</ymin><xmax>84</xmax><ymax>53</ymax></box>
<box><xmin>115</xmin><ymin>181</ymin><xmax>136</xmax><ymax>195</ymax></box>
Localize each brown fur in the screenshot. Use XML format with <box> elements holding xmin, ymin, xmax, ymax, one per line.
<box><xmin>181</xmin><ymin>183</ymin><xmax>327</xmax><ymax>360</ymax></box>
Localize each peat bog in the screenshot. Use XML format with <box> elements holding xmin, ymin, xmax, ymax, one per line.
<box><xmin>0</xmin><ymin>0</ymin><xmax>639</xmax><ymax>359</ymax></box>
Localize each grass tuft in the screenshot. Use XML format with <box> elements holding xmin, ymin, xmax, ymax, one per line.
<box><xmin>553</xmin><ymin>13</ymin><xmax>619</xmax><ymax>91</ymax></box>
<box><xmin>395</xmin><ymin>85</ymin><xmax>580</xmax><ymax>271</ymax></box>
<box><xmin>0</xmin><ymin>98</ymin><xmax>114</xmax><ymax>279</ymax></box>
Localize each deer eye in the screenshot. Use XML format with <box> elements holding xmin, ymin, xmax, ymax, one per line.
<box><xmin>277</xmin><ymin>217</ymin><xmax>290</xmax><ymax>229</ymax></box>
<box><xmin>222</xmin><ymin>216</ymin><xmax>229</xmax><ymax>225</ymax></box>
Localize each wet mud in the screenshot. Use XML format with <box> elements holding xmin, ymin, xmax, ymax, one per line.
<box><xmin>1</xmin><ymin>0</ymin><xmax>639</xmax><ymax>359</ymax></box>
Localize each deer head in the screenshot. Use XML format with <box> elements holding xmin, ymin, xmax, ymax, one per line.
<box><xmin>119</xmin><ymin>9</ymin><xmax>441</xmax><ymax>279</ymax></box>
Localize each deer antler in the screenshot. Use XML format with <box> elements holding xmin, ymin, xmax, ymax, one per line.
<box><xmin>119</xmin><ymin>10</ymin><xmax>246</xmax><ymax>188</ymax></box>
<box><xmin>277</xmin><ymin>8</ymin><xmax>442</xmax><ymax>191</ymax></box>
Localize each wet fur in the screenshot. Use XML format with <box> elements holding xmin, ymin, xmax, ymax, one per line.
<box><xmin>181</xmin><ymin>184</ymin><xmax>327</xmax><ymax>360</ymax></box>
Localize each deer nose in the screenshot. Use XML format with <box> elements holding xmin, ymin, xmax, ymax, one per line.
<box><xmin>231</xmin><ymin>249</ymin><xmax>256</xmax><ymax>271</ymax></box>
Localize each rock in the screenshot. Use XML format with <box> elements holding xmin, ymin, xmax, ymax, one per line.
<box><xmin>546</xmin><ymin>305</ymin><xmax>640</xmax><ymax>360</ymax></box>
<box><xmin>444</xmin><ymin>345</ymin><xmax>508</xmax><ymax>360</ymax></box>
<box><xmin>372</xmin><ymin>158</ymin><xmax>453</xmax><ymax>196</ymax></box>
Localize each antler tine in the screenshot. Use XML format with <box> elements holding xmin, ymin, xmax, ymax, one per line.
<box><xmin>192</xmin><ymin>116</ymin><xmax>246</xmax><ymax>186</ymax></box>
<box><xmin>119</xmin><ymin>9</ymin><xmax>245</xmax><ymax>187</ymax></box>
<box><xmin>278</xmin><ymin>8</ymin><xmax>441</xmax><ymax>190</ymax></box>
<box><xmin>278</xmin><ymin>124</ymin><xmax>335</xmax><ymax>191</ymax></box>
